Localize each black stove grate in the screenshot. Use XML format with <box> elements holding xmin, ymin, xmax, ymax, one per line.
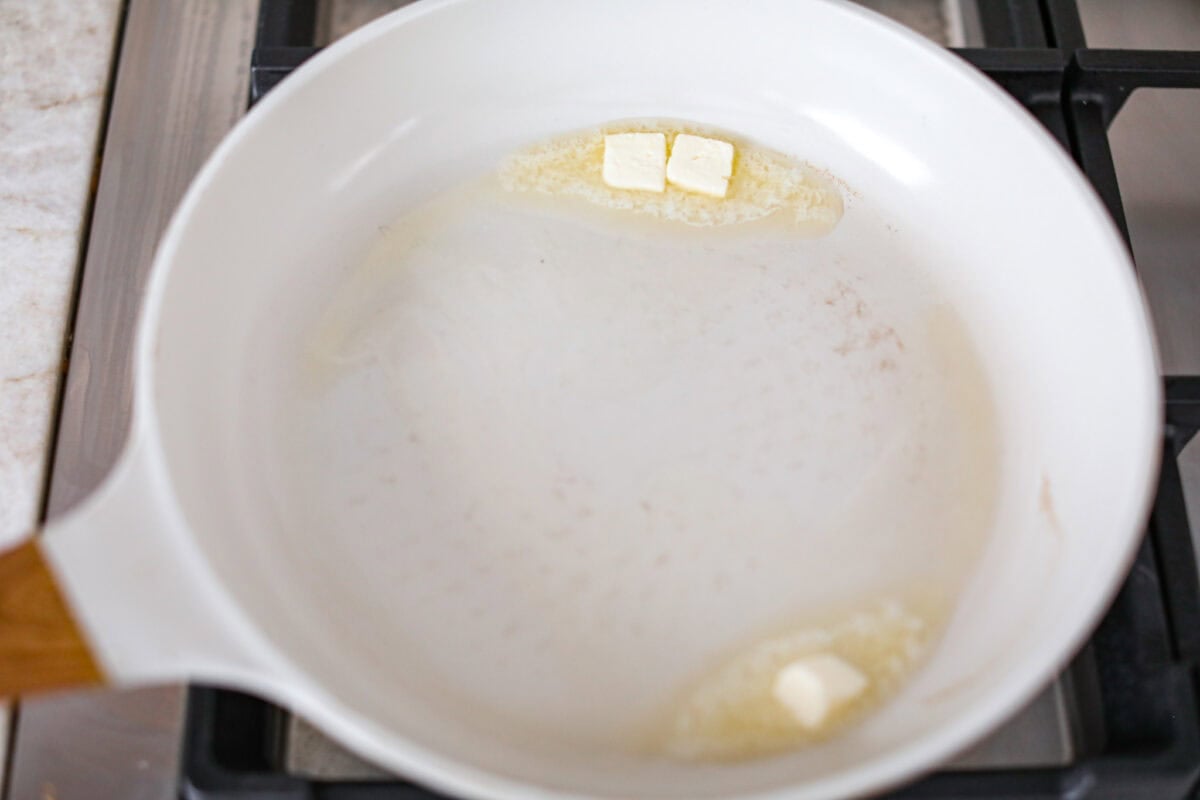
<box><xmin>181</xmin><ymin>1</ymin><xmax>1200</xmax><ymax>797</ymax></box>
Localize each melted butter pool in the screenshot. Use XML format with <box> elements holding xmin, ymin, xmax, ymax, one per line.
<box><xmin>499</xmin><ymin>120</ymin><xmax>844</xmax><ymax>232</ymax></box>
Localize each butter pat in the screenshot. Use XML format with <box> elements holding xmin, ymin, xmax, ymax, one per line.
<box><xmin>667</xmin><ymin>134</ymin><xmax>735</xmax><ymax>197</ymax></box>
<box><xmin>603</xmin><ymin>132</ymin><xmax>667</xmax><ymax>192</ymax></box>
<box><xmin>772</xmin><ymin>654</ymin><xmax>868</xmax><ymax>729</ymax></box>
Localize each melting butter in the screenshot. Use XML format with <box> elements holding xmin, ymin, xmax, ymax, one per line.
<box><xmin>659</xmin><ymin>598</ymin><xmax>941</xmax><ymax>761</ymax></box>
<box><xmin>500</xmin><ymin>120</ymin><xmax>844</xmax><ymax>232</ymax></box>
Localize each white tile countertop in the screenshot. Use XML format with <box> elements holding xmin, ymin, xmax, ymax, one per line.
<box><xmin>0</xmin><ymin>0</ymin><xmax>123</xmax><ymax>547</ymax></box>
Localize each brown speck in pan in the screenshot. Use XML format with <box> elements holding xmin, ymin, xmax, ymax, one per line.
<box><xmin>1039</xmin><ymin>475</ymin><xmax>1064</xmax><ymax>536</ymax></box>
<box><xmin>866</xmin><ymin>325</ymin><xmax>905</xmax><ymax>351</ymax></box>
<box><xmin>824</xmin><ymin>279</ymin><xmax>852</xmax><ymax>307</ymax></box>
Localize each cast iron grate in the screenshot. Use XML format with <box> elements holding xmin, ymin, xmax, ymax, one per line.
<box><xmin>181</xmin><ymin>1</ymin><xmax>1200</xmax><ymax>797</ymax></box>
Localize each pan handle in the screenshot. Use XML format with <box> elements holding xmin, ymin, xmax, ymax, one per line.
<box><xmin>0</xmin><ymin>540</ymin><xmax>103</xmax><ymax>695</ymax></box>
<box><xmin>11</xmin><ymin>426</ymin><xmax>280</xmax><ymax>698</ymax></box>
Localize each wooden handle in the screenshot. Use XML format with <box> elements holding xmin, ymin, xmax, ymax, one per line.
<box><xmin>0</xmin><ymin>540</ymin><xmax>103</xmax><ymax>696</ymax></box>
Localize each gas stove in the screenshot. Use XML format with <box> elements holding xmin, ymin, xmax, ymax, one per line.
<box><xmin>8</xmin><ymin>1</ymin><xmax>1200</xmax><ymax>799</ymax></box>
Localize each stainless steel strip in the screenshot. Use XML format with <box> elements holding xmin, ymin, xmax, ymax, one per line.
<box><xmin>6</xmin><ymin>2</ymin><xmax>258</xmax><ymax>798</ymax></box>
<box><xmin>950</xmin><ymin>682</ymin><xmax>1074</xmax><ymax>769</ymax></box>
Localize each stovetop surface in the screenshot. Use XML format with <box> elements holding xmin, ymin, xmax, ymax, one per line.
<box><xmin>6</xmin><ymin>1</ymin><xmax>1199</xmax><ymax>800</ymax></box>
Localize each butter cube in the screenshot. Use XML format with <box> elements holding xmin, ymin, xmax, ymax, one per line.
<box><xmin>667</xmin><ymin>134</ymin><xmax>735</xmax><ymax>197</ymax></box>
<box><xmin>603</xmin><ymin>132</ymin><xmax>667</xmax><ymax>192</ymax></box>
<box><xmin>772</xmin><ymin>653</ymin><xmax>868</xmax><ymax>729</ymax></box>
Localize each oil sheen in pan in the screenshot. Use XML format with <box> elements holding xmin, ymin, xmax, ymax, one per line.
<box><xmin>274</xmin><ymin>129</ymin><xmax>1000</xmax><ymax>759</ymax></box>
